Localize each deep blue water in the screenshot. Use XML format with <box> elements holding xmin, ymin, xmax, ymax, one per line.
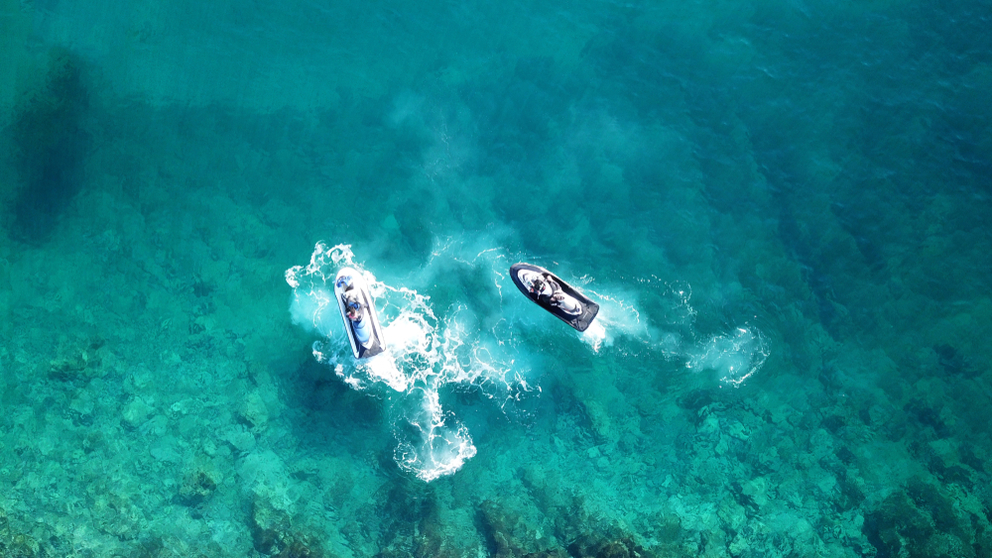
<box><xmin>2</xmin><ymin>0</ymin><xmax>991</xmax><ymax>556</ymax></box>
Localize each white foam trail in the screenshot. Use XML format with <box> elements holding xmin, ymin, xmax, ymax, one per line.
<box><xmin>686</xmin><ymin>326</ymin><xmax>769</xmax><ymax>387</ymax></box>
<box><xmin>394</xmin><ymin>388</ymin><xmax>478</xmax><ymax>483</ymax></box>
<box><xmin>582</xmin><ymin>277</ymin><xmax>769</xmax><ymax>387</ymax></box>
<box><xmin>286</xmin><ymin>243</ymin><xmax>359</xmax><ymax>337</ymax></box>
<box><xmin>287</xmin><ymin>239</ymin><xmax>772</xmax><ymax>482</ymax></box>
<box><xmin>581</xmin><ymin>287</ymin><xmax>651</xmax><ymax>352</ymax></box>
<box><xmin>286</xmin><ymin>241</ymin><xmax>525</xmax><ymax>482</ymax></box>
<box><xmin>360</xmin><ymin>309</ymin><xmax>439</xmax><ymax>393</ymax></box>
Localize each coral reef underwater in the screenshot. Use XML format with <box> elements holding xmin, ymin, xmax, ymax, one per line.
<box><xmin>1</xmin><ymin>0</ymin><xmax>991</xmax><ymax>556</ymax></box>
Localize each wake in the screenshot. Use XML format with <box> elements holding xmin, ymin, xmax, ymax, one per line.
<box><xmin>285</xmin><ymin>240</ymin><xmax>769</xmax><ymax>481</ymax></box>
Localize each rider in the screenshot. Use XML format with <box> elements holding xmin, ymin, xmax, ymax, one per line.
<box><xmin>529</xmin><ymin>273</ymin><xmax>582</xmax><ymax>315</ymax></box>
<box><xmin>343</xmin><ymin>290</ymin><xmax>364</xmax><ymax>322</ymax></box>
<box><xmin>337</xmin><ymin>277</ymin><xmax>373</xmax><ymax>345</ymax></box>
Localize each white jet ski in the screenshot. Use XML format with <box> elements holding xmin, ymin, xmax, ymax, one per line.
<box><xmin>334</xmin><ymin>267</ymin><xmax>385</xmax><ymax>359</ymax></box>
<box><xmin>510</xmin><ymin>263</ymin><xmax>599</xmax><ymax>332</ymax></box>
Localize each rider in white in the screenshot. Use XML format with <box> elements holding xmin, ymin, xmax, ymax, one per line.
<box><xmin>338</xmin><ymin>278</ymin><xmax>373</xmax><ymax>345</ymax></box>
<box><xmin>526</xmin><ymin>272</ymin><xmax>583</xmax><ymax>316</ymax></box>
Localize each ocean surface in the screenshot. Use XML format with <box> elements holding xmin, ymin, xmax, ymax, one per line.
<box><xmin>2</xmin><ymin>0</ymin><xmax>991</xmax><ymax>556</ymax></box>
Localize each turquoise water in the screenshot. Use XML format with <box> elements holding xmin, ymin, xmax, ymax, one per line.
<box><xmin>2</xmin><ymin>0</ymin><xmax>991</xmax><ymax>555</ymax></box>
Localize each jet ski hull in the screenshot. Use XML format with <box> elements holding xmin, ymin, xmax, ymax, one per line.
<box><xmin>510</xmin><ymin>263</ymin><xmax>600</xmax><ymax>332</ymax></box>
<box><xmin>334</xmin><ymin>267</ymin><xmax>385</xmax><ymax>359</ymax></box>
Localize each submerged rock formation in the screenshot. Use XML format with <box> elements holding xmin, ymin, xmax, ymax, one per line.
<box><xmin>6</xmin><ymin>46</ymin><xmax>90</xmax><ymax>244</ymax></box>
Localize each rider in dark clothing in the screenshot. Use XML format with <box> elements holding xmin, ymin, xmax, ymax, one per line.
<box><xmin>529</xmin><ymin>273</ymin><xmax>582</xmax><ymax>315</ymax></box>
<box><xmin>529</xmin><ymin>274</ymin><xmax>558</xmax><ymax>303</ymax></box>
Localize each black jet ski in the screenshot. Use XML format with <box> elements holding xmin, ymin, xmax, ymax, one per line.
<box><xmin>510</xmin><ymin>263</ymin><xmax>600</xmax><ymax>332</ymax></box>
<box><xmin>334</xmin><ymin>267</ymin><xmax>385</xmax><ymax>359</ymax></box>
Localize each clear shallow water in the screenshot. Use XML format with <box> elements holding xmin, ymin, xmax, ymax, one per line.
<box><xmin>1</xmin><ymin>0</ymin><xmax>991</xmax><ymax>556</ymax></box>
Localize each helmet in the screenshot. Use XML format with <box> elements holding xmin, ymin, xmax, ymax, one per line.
<box><xmin>530</xmin><ymin>276</ymin><xmax>545</xmax><ymax>293</ymax></box>
<box><xmin>344</xmin><ymin>293</ymin><xmax>363</xmax><ymax>319</ymax></box>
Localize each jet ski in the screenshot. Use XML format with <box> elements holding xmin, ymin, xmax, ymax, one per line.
<box><xmin>334</xmin><ymin>267</ymin><xmax>385</xmax><ymax>359</ymax></box>
<box><xmin>510</xmin><ymin>263</ymin><xmax>600</xmax><ymax>332</ymax></box>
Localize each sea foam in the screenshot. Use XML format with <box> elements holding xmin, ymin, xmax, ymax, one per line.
<box><xmin>286</xmin><ymin>240</ymin><xmax>769</xmax><ymax>482</ymax></box>
<box><xmin>286</xmin><ymin>241</ymin><xmax>525</xmax><ymax>481</ymax></box>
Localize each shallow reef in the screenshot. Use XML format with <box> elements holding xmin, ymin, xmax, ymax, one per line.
<box><xmin>2</xmin><ymin>0</ymin><xmax>991</xmax><ymax>556</ymax></box>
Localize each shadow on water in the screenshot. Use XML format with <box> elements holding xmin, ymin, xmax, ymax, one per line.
<box><xmin>280</xmin><ymin>355</ymin><xmax>387</xmax><ymax>453</ymax></box>
<box><xmin>5</xmin><ymin>47</ymin><xmax>90</xmax><ymax>244</ymax></box>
